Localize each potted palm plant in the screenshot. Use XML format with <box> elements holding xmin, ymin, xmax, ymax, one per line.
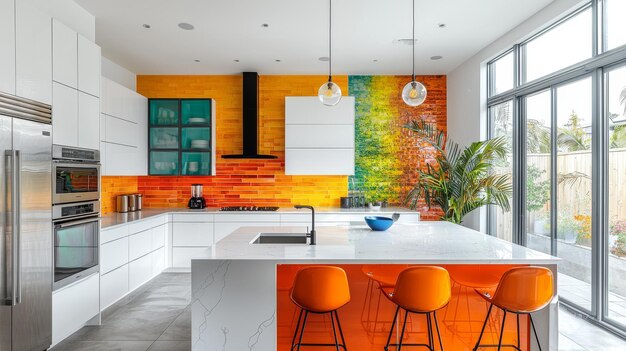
<box><xmin>403</xmin><ymin>119</ymin><xmax>512</xmax><ymax>224</ymax></box>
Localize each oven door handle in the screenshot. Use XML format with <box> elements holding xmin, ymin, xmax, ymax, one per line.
<box><xmin>56</xmin><ymin>216</ymin><xmax>100</xmax><ymax>228</ymax></box>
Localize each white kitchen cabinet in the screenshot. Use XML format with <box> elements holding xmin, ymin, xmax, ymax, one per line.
<box><xmin>152</xmin><ymin>224</ymin><xmax>166</xmax><ymax>251</ymax></box>
<box><xmin>285</xmin><ymin>149</ymin><xmax>354</xmax><ymax>175</ymax></box>
<box><xmin>52</xmin><ymin>82</ymin><xmax>78</xmax><ymax>146</ymax></box>
<box><xmin>0</xmin><ymin>0</ymin><xmax>15</xmax><ymax>95</ymax></box>
<box><xmin>285</xmin><ymin>97</ymin><xmax>355</xmax><ymax>175</ymax></box>
<box><xmin>15</xmin><ymin>0</ymin><xmax>52</xmax><ymax>104</ymax></box>
<box><xmin>129</xmin><ymin>229</ymin><xmax>154</xmax><ymax>262</ymax></box>
<box><xmin>129</xmin><ymin>252</ymin><xmax>153</xmax><ymax>291</ymax></box>
<box><xmin>172</xmin><ymin>247</ymin><xmax>213</xmax><ymax>269</ymax></box>
<box><xmin>52</xmin><ymin>19</ymin><xmax>77</xmax><ymax>89</ymax></box>
<box><xmin>173</xmin><ymin>223</ymin><xmax>214</xmax><ymax>246</ymax></box>
<box><xmin>78</xmin><ymin>91</ymin><xmax>99</xmax><ymax>149</ymax></box>
<box><xmin>52</xmin><ymin>273</ymin><xmax>99</xmax><ymax>346</ymax></box>
<box><xmin>77</xmin><ymin>34</ymin><xmax>100</xmax><ymax>97</ymax></box>
<box><xmin>100</xmin><ymin>265</ymin><xmax>129</xmax><ymax>310</ymax></box>
<box><xmin>100</xmin><ymin>236</ymin><xmax>128</xmax><ymax>274</ymax></box>
<box><xmin>103</xmin><ymin>143</ymin><xmax>144</xmax><ymax>175</ymax></box>
<box><xmin>152</xmin><ymin>247</ymin><xmax>166</xmax><ymax>276</ymax></box>
<box><xmin>104</xmin><ymin>115</ymin><xmax>139</xmax><ymax>147</ymax></box>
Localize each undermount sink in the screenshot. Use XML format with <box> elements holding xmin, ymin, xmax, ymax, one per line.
<box><xmin>252</xmin><ymin>233</ymin><xmax>309</xmax><ymax>244</ymax></box>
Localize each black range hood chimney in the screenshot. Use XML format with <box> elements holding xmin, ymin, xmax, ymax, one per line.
<box><xmin>222</xmin><ymin>72</ymin><xmax>277</xmax><ymax>159</ymax></box>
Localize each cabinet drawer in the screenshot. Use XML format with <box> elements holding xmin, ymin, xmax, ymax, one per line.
<box><xmin>104</xmin><ymin>115</ymin><xmax>138</xmax><ymax>147</ymax></box>
<box><xmin>172</xmin><ymin>213</ymin><xmax>214</xmax><ymax>223</ymax></box>
<box><xmin>128</xmin><ymin>215</ymin><xmax>167</xmax><ymax>234</ymax></box>
<box><xmin>214</xmin><ymin>213</ymin><xmax>280</xmax><ymax>223</ymax></box>
<box><xmin>128</xmin><ymin>229</ymin><xmax>152</xmax><ymax>262</ymax></box>
<box><xmin>101</xmin><ymin>224</ymin><xmax>129</xmax><ymax>244</ymax></box>
<box><xmin>151</xmin><ymin>224</ymin><xmax>166</xmax><ymax>251</ymax></box>
<box><xmin>172</xmin><ymin>247</ymin><xmax>212</xmax><ymax>268</ymax></box>
<box><xmin>100</xmin><ymin>264</ymin><xmax>128</xmax><ymax>310</ymax></box>
<box><xmin>173</xmin><ymin>223</ymin><xmax>213</xmax><ymax>246</ymax></box>
<box><xmin>129</xmin><ymin>252</ymin><xmax>153</xmax><ymax>291</ymax></box>
<box><xmin>52</xmin><ymin>273</ymin><xmax>99</xmax><ymax>345</ymax></box>
<box><xmin>101</xmin><ymin>237</ymin><xmax>128</xmax><ymax>274</ymax></box>
<box><xmin>152</xmin><ymin>247</ymin><xmax>165</xmax><ymax>277</ymax></box>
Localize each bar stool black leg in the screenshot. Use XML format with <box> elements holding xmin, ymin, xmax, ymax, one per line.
<box><xmin>292</xmin><ymin>309</ymin><xmax>303</xmax><ymax>349</ymax></box>
<box><xmin>472</xmin><ymin>304</ymin><xmax>493</xmax><ymax>351</ymax></box>
<box><xmin>398</xmin><ymin>310</ymin><xmax>409</xmax><ymax>351</ymax></box>
<box><xmin>330</xmin><ymin>310</ymin><xmax>340</xmax><ymax>351</ymax></box>
<box><xmin>497</xmin><ymin>311</ymin><xmax>507</xmax><ymax>351</ymax></box>
<box><xmin>296</xmin><ymin>311</ymin><xmax>309</xmax><ymax>351</ymax></box>
<box><xmin>433</xmin><ymin>311</ymin><xmax>444</xmax><ymax>351</ymax></box>
<box><xmin>529</xmin><ymin>314</ymin><xmax>543</xmax><ymax>351</ymax></box>
<box><xmin>426</xmin><ymin>313</ymin><xmax>433</xmax><ymax>350</ymax></box>
<box><xmin>385</xmin><ymin>306</ymin><xmax>401</xmax><ymax>351</ymax></box>
<box><xmin>516</xmin><ymin>314</ymin><xmax>520</xmax><ymax>349</ymax></box>
<box><xmin>334</xmin><ymin>310</ymin><xmax>347</xmax><ymax>349</ymax></box>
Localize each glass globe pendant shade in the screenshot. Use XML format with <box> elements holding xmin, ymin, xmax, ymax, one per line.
<box><xmin>402</xmin><ymin>80</ymin><xmax>427</xmax><ymax>106</ymax></box>
<box><xmin>318</xmin><ymin>80</ymin><xmax>342</xmax><ymax>106</ymax></box>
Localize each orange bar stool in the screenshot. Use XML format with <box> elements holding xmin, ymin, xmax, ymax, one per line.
<box><xmin>384</xmin><ymin>266</ymin><xmax>452</xmax><ymax>351</ymax></box>
<box><xmin>472</xmin><ymin>266</ymin><xmax>554</xmax><ymax>351</ymax></box>
<box><xmin>291</xmin><ymin>266</ymin><xmax>351</xmax><ymax>350</ymax></box>
<box><xmin>361</xmin><ymin>265</ymin><xmax>408</xmax><ymax>336</ymax></box>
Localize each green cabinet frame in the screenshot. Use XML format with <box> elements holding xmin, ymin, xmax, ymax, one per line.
<box><xmin>148</xmin><ymin>98</ymin><xmax>216</xmax><ymax>176</ymax></box>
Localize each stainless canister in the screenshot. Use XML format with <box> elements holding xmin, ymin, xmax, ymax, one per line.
<box><xmin>129</xmin><ymin>194</ymin><xmax>137</xmax><ymax>212</ymax></box>
<box><xmin>135</xmin><ymin>194</ymin><xmax>143</xmax><ymax>211</ymax></box>
<box><xmin>117</xmin><ymin>195</ymin><xmax>130</xmax><ymax>213</ymax></box>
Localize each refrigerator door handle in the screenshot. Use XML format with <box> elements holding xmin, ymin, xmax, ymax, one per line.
<box><xmin>14</xmin><ymin>150</ymin><xmax>21</xmax><ymax>305</ymax></box>
<box><xmin>3</xmin><ymin>150</ymin><xmax>17</xmax><ymax>306</ymax></box>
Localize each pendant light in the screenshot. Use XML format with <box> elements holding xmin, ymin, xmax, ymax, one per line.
<box><xmin>402</xmin><ymin>0</ymin><xmax>427</xmax><ymax>107</ymax></box>
<box><xmin>318</xmin><ymin>0</ymin><xmax>342</xmax><ymax>106</ymax></box>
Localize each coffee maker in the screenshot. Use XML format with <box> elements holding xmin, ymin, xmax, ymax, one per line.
<box><xmin>188</xmin><ymin>184</ymin><xmax>206</xmax><ymax>209</ymax></box>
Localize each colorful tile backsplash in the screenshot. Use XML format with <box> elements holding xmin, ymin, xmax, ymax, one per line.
<box><xmin>101</xmin><ymin>74</ymin><xmax>446</xmax><ymax>220</ymax></box>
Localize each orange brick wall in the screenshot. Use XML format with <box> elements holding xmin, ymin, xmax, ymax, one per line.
<box><xmin>101</xmin><ymin>176</ymin><xmax>138</xmax><ymax>213</ymax></box>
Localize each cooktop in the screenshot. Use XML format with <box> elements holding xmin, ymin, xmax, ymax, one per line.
<box><xmin>220</xmin><ymin>206</ymin><xmax>280</xmax><ymax>212</ymax></box>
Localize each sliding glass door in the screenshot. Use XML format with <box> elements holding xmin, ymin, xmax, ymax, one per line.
<box><xmin>606</xmin><ymin>64</ymin><xmax>626</xmax><ymax>329</ymax></box>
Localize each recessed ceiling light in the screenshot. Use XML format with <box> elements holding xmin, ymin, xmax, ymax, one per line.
<box><xmin>194</xmin><ymin>59</ymin><xmax>200</xmax><ymax>62</ymax></box>
<box><xmin>318</xmin><ymin>56</ymin><xmax>330</xmax><ymax>62</ymax></box>
<box><xmin>438</xmin><ymin>23</ymin><xmax>446</xmax><ymax>28</ymax></box>
<box><xmin>430</xmin><ymin>55</ymin><xmax>443</xmax><ymax>60</ymax></box>
<box><xmin>275</xmin><ymin>59</ymin><xmax>281</xmax><ymax>62</ymax></box>
<box><xmin>393</xmin><ymin>39</ymin><xmax>418</xmax><ymax>45</ymax></box>
<box><xmin>261</xmin><ymin>23</ymin><xmax>269</xmax><ymax>28</ymax></box>
<box><xmin>234</xmin><ymin>59</ymin><xmax>240</xmax><ymax>63</ymax></box>
<box><xmin>178</xmin><ymin>22</ymin><xmax>194</xmax><ymax>30</ymax></box>
<box><xmin>142</xmin><ymin>24</ymin><xmax>151</xmax><ymax>29</ymax></box>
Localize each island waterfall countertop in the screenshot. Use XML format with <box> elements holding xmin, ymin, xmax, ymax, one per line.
<box><xmin>99</xmin><ymin>206</ymin><xmax>418</xmax><ymax>230</ymax></box>
<box><xmin>204</xmin><ymin>222</ymin><xmax>560</xmax><ymax>264</ymax></box>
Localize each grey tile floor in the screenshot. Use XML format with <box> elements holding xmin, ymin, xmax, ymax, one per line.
<box><xmin>51</xmin><ymin>272</ymin><xmax>625</xmax><ymax>351</ymax></box>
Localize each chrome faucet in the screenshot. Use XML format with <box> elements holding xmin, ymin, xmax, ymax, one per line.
<box><xmin>294</xmin><ymin>205</ymin><xmax>316</xmax><ymax>245</ymax></box>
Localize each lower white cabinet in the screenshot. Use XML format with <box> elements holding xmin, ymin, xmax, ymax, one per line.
<box><xmin>129</xmin><ymin>252</ymin><xmax>154</xmax><ymax>291</ymax></box>
<box><xmin>100</xmin><ymin>236</ymin><xmax>128</xmax><ymax>274</ymax></box>
<box><xmin>100</xmin><ymin>265</ymin><xmax>129</xmax><ymax>310</ymax></box>
<box><xmin>129</xmin><ymin>228</ymin><xmax>153</xmax><ymax>261</ymax></box>
<box><xmin>172</xmin><ymin>247</ymin><xmax>213</xmax><ymax>268</ymax></box>
<box><xmin>52</xmin><ymin>273</ymin><xmax>99</xmax><ymax>345</ymax></box>
<box><xmin>172</xmin><ymin>223</ymin><xmax>214</xmax><ymax>246</ymax></box>
<box><xmin>153</xmin><ymin>247</ymin><xmax>166</xmax><ymax>276</ymax></box>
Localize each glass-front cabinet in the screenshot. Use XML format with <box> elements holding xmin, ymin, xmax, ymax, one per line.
<box><xmin>148</xmin><ymin>99</ymin><xmax>215</xmax><ymax>175</ymax></box>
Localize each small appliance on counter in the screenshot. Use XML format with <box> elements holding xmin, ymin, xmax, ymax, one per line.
<box><xmin>188</xmin><ymin>184</ymin><xmax>206</xmax><ymax>209</ymax></box>
<box><xmin>116</xmin><ymin>193</ymin><xmax>143</xmax><ymax>213</ymax></box>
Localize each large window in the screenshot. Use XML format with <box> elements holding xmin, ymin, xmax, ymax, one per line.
<box><xmin>487</xmin><ymin>0</ymin><xmax>626</xmax><ymax>336</ymax></box>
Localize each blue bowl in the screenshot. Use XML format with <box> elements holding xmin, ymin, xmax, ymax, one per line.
<box><xmin>364</xmin><ymin>216</ymin><xmax>394</xmax><ymax>231</ymax></box>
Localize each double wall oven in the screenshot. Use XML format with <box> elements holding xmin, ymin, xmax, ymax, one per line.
<box><xmin>52</xmin><ymin>145</ymin><xmax>101</xmax><ymax>290</ymax></box>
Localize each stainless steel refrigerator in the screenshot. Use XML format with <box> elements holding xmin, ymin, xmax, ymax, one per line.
<box><xmin>0</xmin><ymin>92</ymin><xmax>52</xmax><ymax>351</ymax></box>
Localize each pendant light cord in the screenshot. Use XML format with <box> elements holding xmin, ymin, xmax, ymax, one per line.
<box><xmin>329</xmin><ymin>0</ymin><xmax>333</xmax><ymax>83</ymax></box>
<box><xmin>412</xmin><ymin>0</ymin><xmax>415</xmax><ymax>81</ymax></box>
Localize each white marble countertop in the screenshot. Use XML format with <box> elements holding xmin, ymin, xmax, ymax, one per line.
<box><xmin>100</xmin><ymin>206</ymin><xmax>417</xmax><ymax>229</ymax></box>
<box><xmin>200</xmin><ymin>222</ymin><xmax>560</xmax><ymax>264</ymax></box>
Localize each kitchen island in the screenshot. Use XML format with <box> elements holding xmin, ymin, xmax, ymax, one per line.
<box><xmin>191</xmin><ymin>222</ymin><xmax>560</xmax><ymax>351</ymax></box>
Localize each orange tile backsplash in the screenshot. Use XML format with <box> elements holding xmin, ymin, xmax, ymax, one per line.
<box><xmin>100</xmin><ymin>74</ymin><xmax>446</xmax><ymax>218</ymax></box>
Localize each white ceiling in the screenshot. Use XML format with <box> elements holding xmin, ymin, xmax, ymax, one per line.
<box><xmin>75</xmin><ymin>0</ymin><xmax>553</xmax><ymax>75</ymax></box>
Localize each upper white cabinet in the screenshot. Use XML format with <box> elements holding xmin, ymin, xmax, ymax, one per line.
<box><xmin>52</xmin><ymin>82</ymin><xmax>78</xmax><ymax>146</ymax></box>
<box><xmin>52</xmin><ymin>19</ymin><xmax>77</xmax><ymax>89</ymax></box>
<box><xmin>100</xmin><ymin>77</ymin><xmax>148</xmax><ymax>176</ymax></box>
<box><xmin>15</xmin><ymin>0</ymin><xmax>52</xmax><ymax>104</ymax></box>
<box><xmin>78</xmin><ymin>92</ymin><xmax>100</xmax><ymax>149</ymax></box>
<box><xmin>77</xmin><ymin>34</ymin><xmax>100</xmax><ymax>97</ymax></box>
<box><xmin>0</xmin><ymin>0</ymin><xmax>15</xmax><ymax>95</ymax></box>
<box><xmin>284</xmin><ymin>96</ymin><xmax>355</xmax><ymax>175</ymax></box>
